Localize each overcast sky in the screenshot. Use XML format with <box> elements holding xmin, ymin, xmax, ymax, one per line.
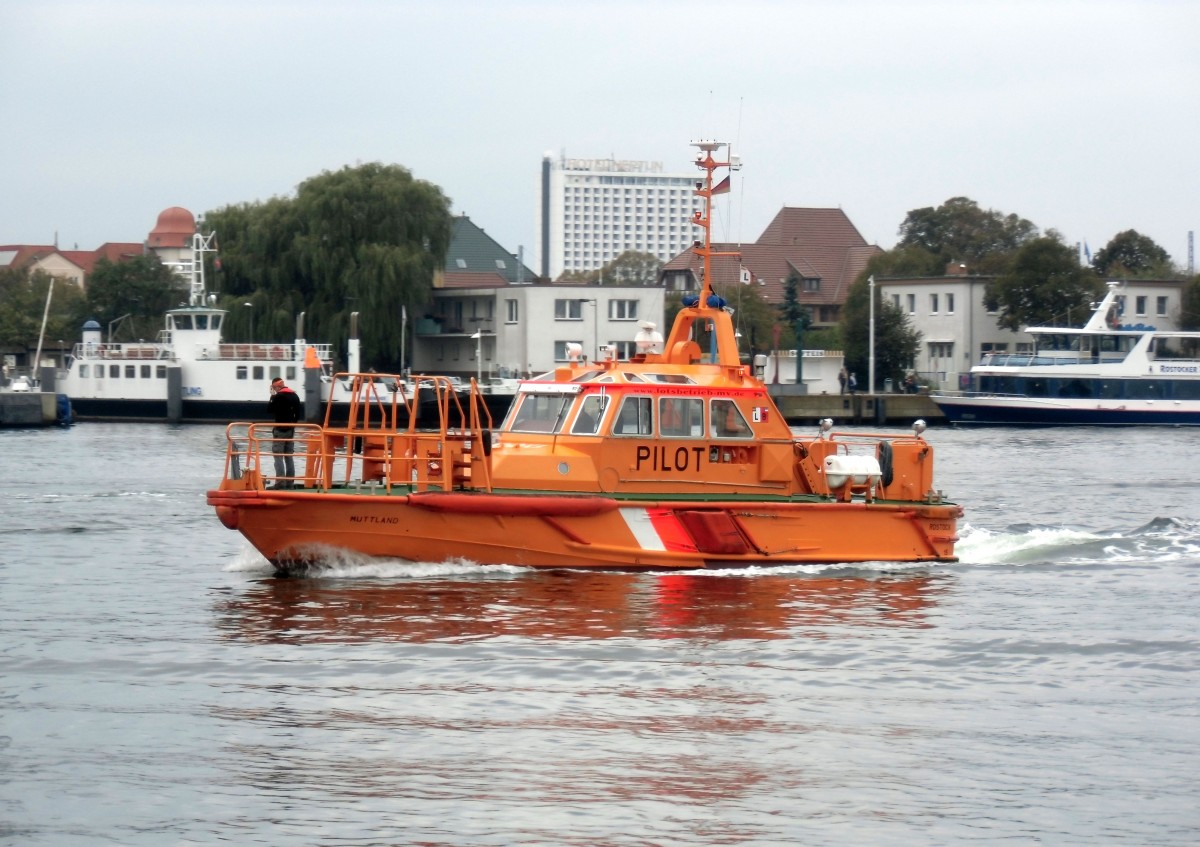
<box><xmin>3</xmin><ymin>0</ymin><xmax>1197</xmax><ymax>271</ymax></box>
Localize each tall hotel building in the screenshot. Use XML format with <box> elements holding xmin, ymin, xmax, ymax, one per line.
<box><xmin>536</xmin><ymin>153</ymin><xmax>706</xmax><ymax>280</ymax></box>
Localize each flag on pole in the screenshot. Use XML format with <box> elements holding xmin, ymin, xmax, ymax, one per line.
<box><xmin>711</xmin><ymin>175</ymin><xmax>731</xmax><ymax>195</ymax></box>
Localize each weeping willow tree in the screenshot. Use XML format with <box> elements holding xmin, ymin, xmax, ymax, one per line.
<box><xmin>205</xmin><ymin>162</ymin><xmax>453</xmax><ymax>370</ymax></box>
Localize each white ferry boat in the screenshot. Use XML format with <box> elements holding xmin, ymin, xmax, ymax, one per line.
<box><xmin>932</xmin><ymin>281</ymin><xmax>1200</xmax><ymax>425</ymax></box>
<box><xmin>61</xmin><ymin>233</ymin><xmax>336</xmax><ymax>422</ymax></box>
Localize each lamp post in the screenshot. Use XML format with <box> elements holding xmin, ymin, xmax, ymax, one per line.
<box><xmin>243</xmin><ymin>302</ymin><xmax>253</xmax><ymax>341</ymax></box>
<box><xmin>470</xmin><ymin>330</ymin><xmax>483</xmax><ymax>385</ymax></box>
<box><xmin>868</xmin><ymin>275</ymin><xmax>876</xmax><ymax>395</ymax></box>
<box><xmin>580</xmin><ymin>298</ymin><xmax>598</xmax><ymax>361</ymax></box>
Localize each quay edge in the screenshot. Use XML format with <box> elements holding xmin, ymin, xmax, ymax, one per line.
<box><xmin>769</xmin><ymin>389</ymin><xmax>946</xmax><ymax>427</ymax></box>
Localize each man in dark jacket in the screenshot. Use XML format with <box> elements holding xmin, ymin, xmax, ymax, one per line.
<box><xmin>267</xmin><ymin>377</ymin><xmax>303</xmax><ymax>487</ymax></box>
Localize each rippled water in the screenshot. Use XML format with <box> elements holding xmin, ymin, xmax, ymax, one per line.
<box><xmin>2</xmin><ymin>423</ymin><xmax>1197</xmax><ymax>845</ymax></box>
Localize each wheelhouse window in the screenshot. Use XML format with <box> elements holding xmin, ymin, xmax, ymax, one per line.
<box><xmin>509</xmin><ymin>393</ymin><xmax>572</xmax><ymax>433</ymax></box>
<box><xmin>570</xmin><ymin>394</ymin><xmax>608</xmax><ymax>435</ymax></box>
<box><xmin>613</xmin><ymin>396</ymin><xmax>653</xmax><ymax>436</ymax></box>
<box><xmin>658</xmin><ymin>397</ymin><xmax>703</xmax><ymax>437</ymax></box>
<box><xmin>711</xmin><ymin>399</ymin><xmax>752</xmax><ymax>438</ymax></box>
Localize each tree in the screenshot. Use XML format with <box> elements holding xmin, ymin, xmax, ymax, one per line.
<box><xmin>84</xmin><ymin>253</ymin><xmax>186</xmax><ymax>341</ymax></box>
<box><xmin>1091</xmin><ymin>230</ymin><xmax>1174</xmax><ymax>278</ymax></box>
<box><xmin>839</xmin><ymin>274</ymin><xmax>922</xmax><ymax>391</ymax></box>
<box><xmin>984</xmin><ymin>235</ymin><xmax>1104</xmax><ymax>330</ymax></box>
<box><xmin>205</xmin><ymin>162</ymin><xmax>453</xmax><ymax>371</ymax></box>
<box><xmin>1181</xmin><ymin>275</ymin><xmax>1200</xmax><ymax>332</ymax></box>
<box><xmin>720</xmin><ymin>283</ymin><xmax>777</xmax><ymax>361</ymax></box>
<box><xmin>0</xmin><ymin>266</ymin><xmax>86</xmax><ymax>351</ymax></box>
<box><xmin>897</xmin><ymin>196</ymin><xmax>1038</xmax><ymax>274</ymax></box>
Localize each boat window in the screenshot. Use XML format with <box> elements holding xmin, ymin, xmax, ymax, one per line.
<box><xmin>253</xmin><ymin>366</ymin><xmax>265</xmax><ymax>380</ymax></box>
<box><xmin>80</xmin><ymin>364</ymin><xmax>89</xmax><ymax>378</ymax></box>
<box><xmin>646</xmin><ymin>373</ymin><xmax>696</xmax><ymax>384</ymax></box>
<box><xmin>570</xmin><ymin>370</ymin><xmax>602</xmax><ymax>383</ymax></box>
<box><xmin>236</xmin><ymin>366</ymin><xmax>248</xmax><ymax>380</ymax></box>
<box><xmin>570</xmin><ymin>394</ymin><xmax>609</xmax><ymax>435</ymax></box>
<box><xmin>211</xmin><ymin>314</ymin><xmax>221</xmax><ymax>330</ymax></box>
<box><xmin>174</xmin><ymin>315</ymin><xmax>193</xmax><ymax>331</ymax></box>
<box><xmin>140</xmin><ymin>365</ymin><xmax>151</xmax><ymax>379</ymax></box>
<box><xmin>711</xmin><ymin>399</ymin><xmax>752</xmax><ymax>438</ymax></box>
<box><xmin>195</xmin><ymin>314</ymin><xmax>209</xmax><ymax>330</ymax></box>
<box><xmin>110</xmin><ymin>364</ymin><xmax>121</xmax><ymax>378</ymax></box>
<box><xmin>156</xmin><ymin>366</ymin><xmax>166</xmax><ymax>379</ymax></box>
<box><xmin>623</xmin><ymin>373</ymin><xmax>646</xmax><ymax>383</ymax></box>
<box><xmin>509</xmin><ymin>393</ymin><xmax>572</xmax><ymax>433</ymax></box>
<box><xmin>613</xmin><ymin>396</ymin><xmax>653</xmax><ymax>436</ymax></box>
<box><xmin>659</xmin><ymin>397</ymin><xmax>704</xmax><ymax>437</ymax></box>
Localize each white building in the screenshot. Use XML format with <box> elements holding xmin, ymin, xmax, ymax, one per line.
<box><xmin>878</xmin><ymin>267</ymin><xmax>1188</xmax><ymax>391</ymax></box>
<box><xmin>536</xmin><ymin>153</ymin><xmax>706</xmax><ymax>280</ymax></box>
<box><xmin>411</xmin><ymin>216</ymin><xmax>666</xmax><ymax>379</ymax></box>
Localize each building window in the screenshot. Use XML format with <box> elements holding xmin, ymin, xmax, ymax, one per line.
<box><xmin>609</xmin><ymin>299</ymin><xmax>638</xmax><ymax>320</ymax></box>
<box><xmin>455</xmin><ymin>258</ymin><xmax>467</xmax><ymax>268</ymax></box>
<box><xmin>803</xmin><ymin>278</ymin><xmax>820</xmax><ymax>292</ymax></box>
<box><xmin>1135</xmin><ymin>296</ymin><xmax>1147</xmax><ymax>316</ymax></box>
<box><xmin>906</xmin><ymin>294</ymin><xmax>916</xmax><ymax>314</ymax></box>
<box><xmin>1157</xmin><ymin>296</ymin><xmax>1168</xmax><ymax>317</ymax></box>
<box><xmin>554</xmin><ymin>299</ymin><xmax>583</xmax><ymax>320</ymax></box>
<box><xmin>505</xmin><ymin>299</ymin><xmax>518</xmax><ymax>324</ymax></box>
<box><xmin>892</xmin><ymin>294</ymin><xmax>901</xmax><ymax>309</ymax></box>
<box><xmin>929</xmin><ymin>342</ymin><xmax>954</xmax><ymax>359</ymax></box>
<box><xmin>930</xmin><ymin>293</ymin><xmax>939</xmax><ymax>314</ymax></box>
<box><xmin>946</xmin><ymin>293</ymin><xmax>955</xmax><ymax>314</ymax></box>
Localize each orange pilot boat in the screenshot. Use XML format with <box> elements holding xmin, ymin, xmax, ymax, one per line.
<box><xmin>207</xmin><ymin>142</ymin><xmax>961</xmax><ymax>574</ymax></box>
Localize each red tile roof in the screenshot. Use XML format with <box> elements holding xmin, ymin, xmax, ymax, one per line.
<box><xmin>662</xmin><ymin>207</ymin><xmax>880</xmax><ymax>307</ymax></box>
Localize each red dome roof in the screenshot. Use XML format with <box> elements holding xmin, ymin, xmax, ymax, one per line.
<box><xmin>148</xmin><ymin>207</ymin><xmax>195</xmax><ymax>248</ymax></box>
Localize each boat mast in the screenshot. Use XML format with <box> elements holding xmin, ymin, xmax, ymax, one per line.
<box><xmin>187</xmin><ymin>231</ymin><xmax>219</xmax><ymax>307</ymax></box>
<box><xmin>690</xmin><ymin>140</ymin><xmax>738</xmax><ymax>305</ymax></box>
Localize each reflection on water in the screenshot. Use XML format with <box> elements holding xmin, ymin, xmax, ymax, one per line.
<box><xmin>215</xmin><ymin>568</ymin><xmax>949</xmax><ymax>643</ymax></box>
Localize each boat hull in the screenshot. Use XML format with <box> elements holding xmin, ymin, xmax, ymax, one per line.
<box><xmin>933</xmin><ymin>395</ymin><xmax>1200</xmax><ymax>426</ymax></box>
<box><xmin>207</xmin><ymin>488</ymin><xmax>960</xmax><ymax>572</ymax></box>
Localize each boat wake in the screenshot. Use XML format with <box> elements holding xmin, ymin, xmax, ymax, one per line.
<box><xmin>955</xmin><ymin>517</ymin><xmax>1200</xmax><ymax>566</ymax></box>
<box><xmin>222</xmin><ymin>543</ymin><xmax>527</xmax><ymax>580</ymax></box>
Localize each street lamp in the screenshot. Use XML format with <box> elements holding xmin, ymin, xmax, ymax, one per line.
<box><xmin>243</xmin><ymin>302</ymin><xmax>253</xmax><ymax>341</ymax></box>
<box><xmin>579</xmin><ymin>298</ymin><xmax>598</xmax><ymax>361</ymax></box>
<box><xmin>470</xmin><ymin>330</ymin><xmax>483</xmax><ymax>385</ymax></box>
